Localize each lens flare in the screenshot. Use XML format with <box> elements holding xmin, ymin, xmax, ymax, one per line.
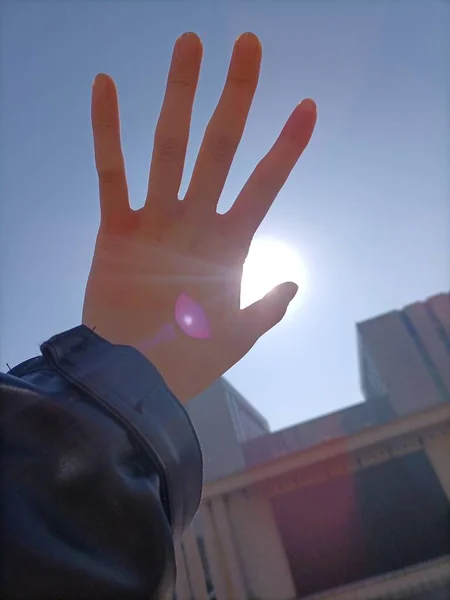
<box><xmin>175</xmin><ymin>293</ymin><xmax>211</xmax><ymax>339</ymax></box>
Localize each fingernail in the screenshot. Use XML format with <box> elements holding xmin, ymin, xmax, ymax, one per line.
<box><xmin>270</xmin><ymin>282</ymin><xmax>298</xmax><ymax>303</ymax></box>
<box><xmin>92</xmin><ymin>74</ymin><xmax>112</xmax><ymax>99</ymax></box>
<box><xmin>176</xmin><ymin>32</ymin><xmax>201</xmax><ymax>60</ymax></box>
<box><xmin>93</xmin><ymin>73</ymin><xmax>107</xmax><ymax>89</ymax></box>
<box><xmin>235</xmin><ymin>32</ymin><xmax>261</xmax><ymax>57</ymax></box>
<box><xmin>284</xmin><ymin>282</ymin><xmax>299</xmax><ymax>302</ymax></box>
<box><xmin>299</xmin><ymin>98</ymin><xmax>317</xmax><ymax>114</ymax></box>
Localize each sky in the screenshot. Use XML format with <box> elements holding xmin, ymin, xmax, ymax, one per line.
<box><xmin>1</xmin><ymin>0</ymin><xmax>449</xmax><ymax>431</ymax></box>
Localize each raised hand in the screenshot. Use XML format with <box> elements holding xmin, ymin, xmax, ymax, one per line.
<box><xmin>82</xmin><ymin>32</ymin><xmax>317</xmax><ymax>402</ymax></box>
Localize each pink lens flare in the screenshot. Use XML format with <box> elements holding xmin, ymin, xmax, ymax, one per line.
<box><xmin>175</xmin><ymin>293</ymin><xmax>211</xmax><ymax>339</ymax></box>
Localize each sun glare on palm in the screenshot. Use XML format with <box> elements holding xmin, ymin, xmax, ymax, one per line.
<box><xmin>240</xmin><ymin>238</ymin><xmax>307</xmax><ymax>310</ymax></box>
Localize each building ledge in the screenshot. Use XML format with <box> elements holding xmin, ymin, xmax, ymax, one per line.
<box><xmin>202</xmin><ymin>403</ymin><xmax>450</xmax><ymax>499</ymax></box>
<box><xmin>301</xmin><ymin>555</ymin><xmax>450</xmax><ymax>600</ymax></box>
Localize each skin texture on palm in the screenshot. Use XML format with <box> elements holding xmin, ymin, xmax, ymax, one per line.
<box><xmin>82</xmin><ymin>32</ymin><xmax>317</xmax><ymax>403</ymax></box>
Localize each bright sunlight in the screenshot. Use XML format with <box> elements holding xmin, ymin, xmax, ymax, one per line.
<box><xmin>240</xmin><ymin>238</ymin><xmax>308</xmax><ymax>310</ymax></box>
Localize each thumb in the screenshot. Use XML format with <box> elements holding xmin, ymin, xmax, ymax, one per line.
<box><xmin>239</xmin><ymin>281</ymin><xmax>298</xmax><ymax>348</ymax></box>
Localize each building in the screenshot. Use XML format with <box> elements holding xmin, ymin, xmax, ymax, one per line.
<box><xmin>186</xmin><ymin>377</ymin><xmax>270</xmax><ymax>483</ymax></box>
<box><xmin>178</xmin><ymin>293</ymin><xmax>450</xmax><ymax>600</ymax></box>
<box><xmin>358</xmin><ymin>292</ymin><xmax>450</xmax><ymax>416</ymax></box>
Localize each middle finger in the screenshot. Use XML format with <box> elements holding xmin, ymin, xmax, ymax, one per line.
<box><xmin>184</xmin><ymin>32</ymin><xmax>261</xmax><ymax>217</ymax></box>
<box><xmin>145</xmin><ymin>33</ymin><xmax>203</xmax><ymax>213</ymax></box>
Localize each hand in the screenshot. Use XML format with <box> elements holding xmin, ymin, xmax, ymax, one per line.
<box><xmin>82</xmin><ymin>32</ymin><xmax>317</xmax><ymax>403</ymax></box>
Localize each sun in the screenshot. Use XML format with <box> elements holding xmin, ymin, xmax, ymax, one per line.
<box><xmin>240</xmin><ymin>237</ymin><xmax>308</xmax><ymax>310</ymax></box>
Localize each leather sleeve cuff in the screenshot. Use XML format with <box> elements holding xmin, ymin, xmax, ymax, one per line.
<box><xmin>40</xmin><ymin>325</ymin><xmax>203</xmax><ymax>538</ymax></box>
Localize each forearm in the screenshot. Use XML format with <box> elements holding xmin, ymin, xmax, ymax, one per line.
<box><xmin>0</xmin><ymin>325</ymin><xmax>202</xmax><ymax>600</ymax></box>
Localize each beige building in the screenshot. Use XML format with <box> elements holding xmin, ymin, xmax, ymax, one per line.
<box><xmin>187</xmin><ymin>378</ymin><xmax>270</xmax><ymax>483</ymax></box>
<box><xmin>358</xmin><ymin>292</ymin><xmax>450</xmax><ymax>415</ymax></box>
<box><xmin>179</xmin><ymin>293</ymin><xmax>450</xmax><ymax>600</ymax></box>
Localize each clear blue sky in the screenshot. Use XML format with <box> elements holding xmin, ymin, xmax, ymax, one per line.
<box><xmin>1</xmin><ymin>1</ymin><xmax>448</xmax><ymax>430</ymax></box>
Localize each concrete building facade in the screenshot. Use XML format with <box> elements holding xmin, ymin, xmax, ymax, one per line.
<box><xmin>179</xmin><ymin>293</ymin><xmax>450</xmax><ymax>600</ymax></box>
<box><xmin>186</xmin><ymin>377</ymin><xmax>270</xmax><ymax>483</ymax></box>
<box><xmin>357</xmin><ymin>292</ymin><xmax>450</xmax><ymax>416</ymax></box>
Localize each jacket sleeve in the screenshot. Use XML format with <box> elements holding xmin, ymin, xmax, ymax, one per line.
<box><xmin>0</xmin><ymin>325</ymin><xmax>203</xmax><ymax>600</ymax></box>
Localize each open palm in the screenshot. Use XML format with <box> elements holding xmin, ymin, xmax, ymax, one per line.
<box><xmin>82</xmin><ymin>32</ymin><xmax>317</xmax><ymax>402</ymax></box>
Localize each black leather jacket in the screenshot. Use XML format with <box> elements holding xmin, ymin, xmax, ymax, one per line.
<box><xmin>0</xmin><ymin>325</ymin><xmax>203</xmax><ymax>600</ymax></box>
